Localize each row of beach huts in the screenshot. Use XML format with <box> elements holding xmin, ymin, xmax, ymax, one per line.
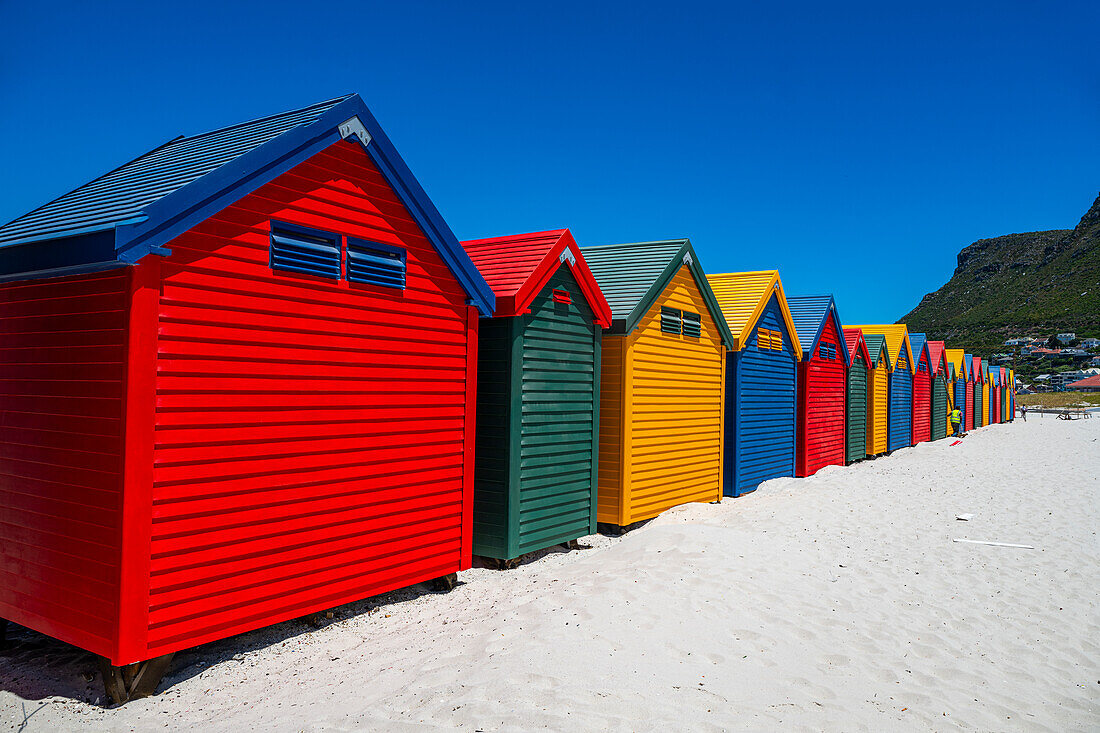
<box><xmin>0</xmin><ymin>94</ymin><xmax>1016</xmax><ymax>702</ymax></box>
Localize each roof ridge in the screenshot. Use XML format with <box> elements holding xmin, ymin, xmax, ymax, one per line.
<box><xmin>582</xmin><ymin>239</ymin><xmax>688</xmax><ymax>250</ymax></box>
<box><xmin>178</xmin><ymin>94</ymin><xmax>354</xmax><ymax>144</ymax></box>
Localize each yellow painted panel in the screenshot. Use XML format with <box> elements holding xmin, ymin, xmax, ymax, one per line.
<box><xmin>985</xmin><ymin>378</ymin><xmax>994</xmax><ymax>424</ymax></box>
<box><xmin>945</xmin><ymin>348</ymin><xmax>967</xmax><ymax>381</ymax></box>
<box><xmin>620</xmin><ymin>266</ymin><xmax>725</xmax><ymax>525</ymax></box>
<box><xmin>867</xmin><ymin>361</ymin><xmax>888</xmax><ymax>455</ymax></box>
<box><xmin>596</xmin><ymin>334</ymin><xmax>624</xmax><ymax>524</ymax></box>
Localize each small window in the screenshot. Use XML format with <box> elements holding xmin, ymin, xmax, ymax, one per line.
<box><xmin>270</xmin><ymin>221</ymin><xmax>341</xmax><ymax>279</ymax></box>
<box><xmin>897</xmin><ymin>356</ymin><xmax>908</xmax><ymax>370</ymax></box>
<box><xmin>552</xmin><ymin>288</ymin><xmax>571</xmax><ymax>304</ymax></box>
<box><xmin>758</xmin><ymin>328</ymin><xmax>782</xmax><ymax>351</ymax></box>
<box><xmin>819</xmin><ymin>342</ymin><xmax>836</xmax><ymax>360</ymax></box>
<box><xmin>682</xmin><ymin>311</ymin><xmax>701</xmax><ymax>338</ymax></box>
<box><xmin>661</xmin><ymin>307</ymin><xmax>682</xmax><ymax>335</ymax></box>
<box><xmin>346</xmin><ymin>238</ymin><xmax>406</xmax><ymax>289</ymax></box>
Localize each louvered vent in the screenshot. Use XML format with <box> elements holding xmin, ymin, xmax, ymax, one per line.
<box><xmin>661</xmin><ymin>307</ymin><xmax>682</xmax><ymax>334</ymax></box>
<box><xmin>682</xmin><ymin>311</ymin><xmax>701</xmax><ymax>338</ymax></box>
<box><xmin>347</xmin><ymin>239</ymin><xmax>406</xmax><ymax>289</ymax></box>
<box><xmin>270</xmin><ymin>222</ymin><xmax>341</xmax><ymax>279</ymax></box>
<box><xmin>758</xmin><ymin>328</ymin><xmax>782</xmax><ymax>351</ymax></box>
<box><xmin>819</xmin><ymin>342</ymin><xmax>836</xmax><ymax>359</ymax></box>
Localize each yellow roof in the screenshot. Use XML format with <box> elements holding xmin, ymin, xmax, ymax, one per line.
<box><xmin>945</xmin><ymin>348</ymin><xmax>967</xmax><ymax>380</ymax></box>
<box><xmin>848</xmin><ymin>324</ymin><xmax>914</xmax><ymax>374</ymax></box>
<box><xmin>705</xmin><ymin>270</ymin><xmax>802</xmax><ymax>358</ymax></box>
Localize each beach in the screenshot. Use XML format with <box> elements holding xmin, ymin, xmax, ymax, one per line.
<box><xmin>2</xmin><ymin>416</ymin><xmax>1097</xmax><ymax>732</ymax></box>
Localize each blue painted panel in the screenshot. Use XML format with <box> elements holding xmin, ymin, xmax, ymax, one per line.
<box><xmin>953</xmin><ymin>379</ymin><xmax>966</xmax><ymax>418</ymax></box>
<box><xmin>887</xmin><ymin>367</ymin><xmax>913</xmax><ymax>451</ymax></box>
<box><xmin>725</xmin><ymin>293</ymin><xmax>797</xmax><ymax>497</ymax></box>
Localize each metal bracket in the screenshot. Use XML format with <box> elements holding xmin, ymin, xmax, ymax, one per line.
<box><xmin>338</xmin><ymin>116</ymin><xmax>372</xmax><ymax>148</ymax></box>
<box><xmin>559</xmin><ymin>247</ymin><xmax>576</xmax><ymax>266</ymax></box>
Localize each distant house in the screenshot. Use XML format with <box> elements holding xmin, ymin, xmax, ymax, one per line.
<box><xmin>1004</xmin><ymin>337</ymin><xmax>1028</xmax><ymax>346</ymax></box>
<box><xmin>1051</xmin><ymin>371</ymin><xmax>1087</xmax><ymax>389</ymax></box>
<box><xmin>1091</xmin><ymin>356</ymin><xmax>1100</xmax><ymax>366</ymax></box>
<box><xmin>1056</xmin><ymin>332</ymin><xmax>1076</xmax><ymax>344</ymax></box>
<box><xmin>992</xmin><ymin>353</ymin><xmax>1011</xmax><ymax>363</ymax></box>
<box><xmin>1061</xmin><ymin>348</ymin><xmax>1089</xmax><ymax>357</ymax></box>
<box><xmin>1030</xmin><ymin>348</ymin><xmax>1062</xmax><ymax>359</ymax></box>
<box><xmin>1035</xmin><ymin>373</ymin><xmax>1051</xmax><ymax>381</ymax></box>
<box><xmin>1066</xmin><ymin>374</ymin><xmax>1100</xmax><ymax>392</ymax></box>
<box><xmin>1080</xmin><ymin>337</ymin><xmax>1100</xmax><ymax>349</ymax></box>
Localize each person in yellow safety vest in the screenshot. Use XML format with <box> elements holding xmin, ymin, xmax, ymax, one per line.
<box><xmin>950</xmin><ymin>406</ymin><xmax>965</xmax><ymax>436</ymax></box>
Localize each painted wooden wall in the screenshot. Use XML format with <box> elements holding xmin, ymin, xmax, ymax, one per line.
<box><xmin>0</xmin><ymin>270</ymin><xmax>130</xmax><ymax>661</ymax></box>
<box><xmin>598</xmin><ymin>267</ymin><xmax>724</xmax><ymax>525</ymax></box>
<box><xmin>138</xmin><ymin>140</ymin><xmax>478</xmax><ymax>661</ymax></box>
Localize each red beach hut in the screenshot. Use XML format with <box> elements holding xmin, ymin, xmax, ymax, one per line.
<box><xmin>0</xmin><ymin>95</ymin><xmax>495</xmax><ymax>702</ymax></box>
<box><xmin>909</xmin><ymin>333</ymin><xmax>932</xmax><ymax>444</ymax></box>
<box><xmin>964</xmin><ymin>354</ymin><xmax>976</xmax><ymax>431</ymax></box>
<box><xmin>787</xmin><ymin>295</ymin><xmax>851</xmax><ymax>477</ymax></box>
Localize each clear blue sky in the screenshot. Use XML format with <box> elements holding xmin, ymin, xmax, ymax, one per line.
<box><xmin>1</xmin><ymin>1</ymin><xmax>1097</xmax><ymax>322</ymax></box>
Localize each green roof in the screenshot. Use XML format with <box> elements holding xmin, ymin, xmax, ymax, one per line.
<box><xmin>580</xmin><ymin>239</ymin><xmax>733</xmax><ymax>348</ymax></box>
<box><xmin>864</xmin><ymin>333</ymin><xmax>892</xmax><ymax>369</ymax></box>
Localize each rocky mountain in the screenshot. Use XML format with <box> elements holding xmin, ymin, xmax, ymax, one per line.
<box><xmin>900</xmin><ymin>192</ymin><xmax>1100</xmax><ymax>355</ymax></box>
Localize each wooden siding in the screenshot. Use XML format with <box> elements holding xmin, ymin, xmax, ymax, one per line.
<box><xmin>728</xmin><ymin>294</ymin><xmax>798</xmax><ymax>497</ymax></box>
<box><xmin>931</xmin><ymin>376</ymin><xmax>948</xmax><ymax>440</ymax></box>
<box><xmin>887</xmin><ymin>368</ymin><xmax>913</xmax><ymax>451</ymax></box>
<box><xmin>796</xmin><ymin>316</ymin><xmax>846</xmax><ymax>477</ymax></box>
<box><xmin>867</xmin><ymin>361</ymin><xmax>888</xmax><ymax>455</ymax></box>
<box><xmin>144</xmin><ymin>140</ymin><xmax>475</xmax><ymax>657</ymax></box>
<box><xmin>966</xmin><ymin>381</ymin><xmax>976</xmax><ymax>431</ymax></box>
<box><xmin>846</xmin><ymin>356</ymin><xmax>867</xmax><ymax>463</ymax></box>
<box><xmin>616</xmin><ymin>267</ymin><xmax>724</xmax><ymax>524</ymax></box>
<box><xmin>516</xmin><ymin>267</ymin><xmax>599</xmax><ymax>554</ymax></box>
<box><xmin>596</xmin><ymin>335</ymin><xmax>625</xmax><ymax>524</ymax></box>
<box><xmin>0</xmin><ymin>270</ymin><xmax>129</xmax><ymax>659</ymax></box>
<box><xmin>471</xmin><ymin>317</ymin><xmax>514</xmax><ymax>558</ymax></box>
<box><xmin>911</xmin><ymin>369</ymin><xmax>932</xmax><ymax>445</ymax></box>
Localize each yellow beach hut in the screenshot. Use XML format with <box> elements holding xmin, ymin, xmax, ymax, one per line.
<box><xmin>946</xmin><ymin>348</ymin><xmax>967</xmax><ymax>436</ymax></box>
<box><xmin>862</xmin><ymin>333</ymin><xmax>891</xmax><ymax>455</ymax></box>
<box><xmin>581</xmin><ymin>239</ymin><xmax>734</xmax><ymax>530</ymax></box>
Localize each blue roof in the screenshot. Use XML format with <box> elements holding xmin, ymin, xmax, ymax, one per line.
<box><xmin>0</xmin><ymin>96</ymin><xmax>351</xmax><ymax>246</ymax></box>
<box><xmin>786</xmin><ymin>294</ymin><xmax>851</xmax><ymax>366</ymax></box>
<box><xmin>0</xmin><ymin>94</ymin><xmax>496</xmax><ymax>316</ymax></box>
<box><xmin>910</xmin><ymin>333</ymin><xmax>929</xmax><ymax>366</ymax></box>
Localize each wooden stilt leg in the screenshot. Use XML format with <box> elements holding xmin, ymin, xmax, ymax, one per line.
<box><xmin>99</xmin><ymin>653</ymin><xmax>175</xmax><ymax>705</ymax></box>
<box><xmin>430</xmin><ymin>572</ymin><xmax>458</xmax><ymax>591</ymax></box>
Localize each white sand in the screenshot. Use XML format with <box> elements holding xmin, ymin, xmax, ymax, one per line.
<box><xmin>2</xmin><ymin>417</ymin><xmax>1098</xmax><ymax>732</ymax></box>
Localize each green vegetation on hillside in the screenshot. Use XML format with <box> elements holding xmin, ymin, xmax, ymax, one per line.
<box><xmin>901</xmin><ymin>192</ymin><xmax>1100</xmax><ymax>356</ymax></box>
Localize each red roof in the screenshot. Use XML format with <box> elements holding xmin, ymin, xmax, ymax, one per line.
<box><xmin>842</xmin><ymin>327</ymin><xmax>871</xmax><ymax>366</ymax></box>
<box><xmin>1067</xmin><ymin>374</ymin><xmax>1100</xmax><ymax>389</ymax></box>
<box><xmin>461</xmin><ymin>229</ymin><xmax>612</xmax><ymax>327</ymax></box>
<box><xmin>927</xmin><ymin>340</ymin><xmax>947</xmax><ymax>376</ymax></box>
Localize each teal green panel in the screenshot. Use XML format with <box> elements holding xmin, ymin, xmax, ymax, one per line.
<box><xmin>471</xmin><ymin>316</ymin><xmax>516</xmax><ymax>559</ymax></box>
<box><xmin>846</xmin><ymin>363</ymin><xmax>867</xmax><ymax>463</ymax></box>
<box><xmin>516</xmin><ymin>266</ymin><xmax>599</xmax><ymax>555</ymax></box>
<box><xmin>931</xmin><ymin>377</ymin><xmax>948</xmax><ymax>440</ymax></box>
